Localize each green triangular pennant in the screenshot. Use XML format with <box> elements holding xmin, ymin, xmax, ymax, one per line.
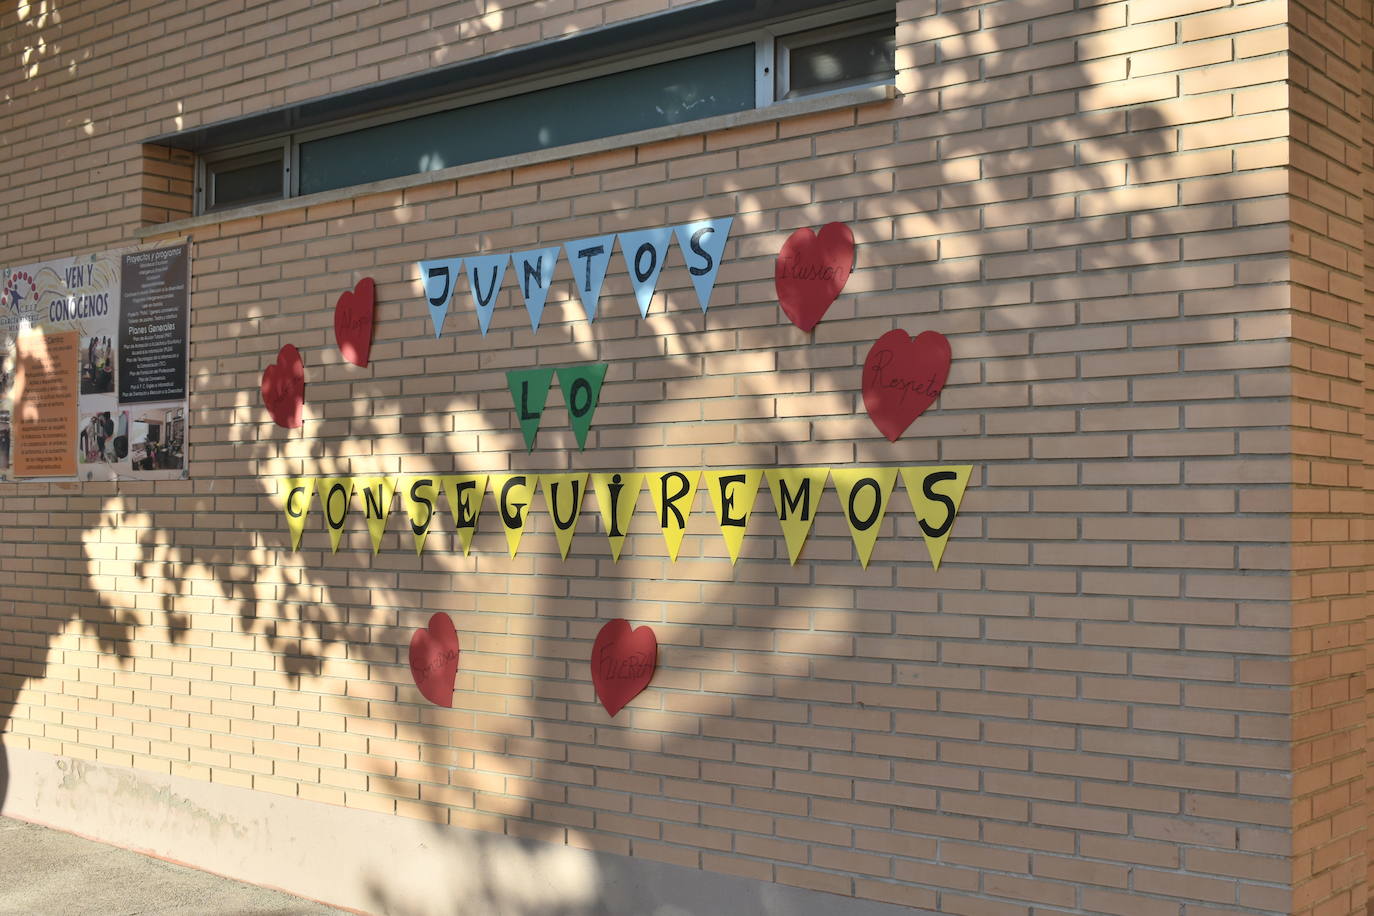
<box><xmin>506</xmin><ymin>368</ymin><xmax>554</xmax><ymax>451</ymax></box>
<box><xmin>555</xmin><ymin>363</ymin><xmax>608</xmax><ymax>451</ymax></box>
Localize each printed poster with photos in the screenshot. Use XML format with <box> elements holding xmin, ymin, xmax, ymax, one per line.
<box><xmin>0</xmin><ymin>241</ymin><xmax>190</xmax><ymax>481</ymax></box>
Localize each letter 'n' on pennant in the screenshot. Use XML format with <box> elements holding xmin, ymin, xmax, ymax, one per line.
<box><xmin>647</xmin><ymin>470</ymin><xmax>700</xmax><ymax>562</ymax></box>
<box><xmin>591</xmin><ymin>472</ymin><xmax>643</xmax><ymax>562</ymax></box>
<box><xmin>704</xmin><ymin>469</ymin><xmax>762</xmax><ymax>565</ymax></box>
<box><xmin>900</xmin><ymin>465</ymin><xmax>972</xmax><ymax>570</ymax></box>
<box><xmin>281</xmin><ymin>477</ymin><xmax>315</xmax><ymax>551</ymax></box>
<box><xmin>506</xmin><ymin>368</ymin><xmax>554</xmax><ymax>451</ymax></box>
<box><xmin>830</xmin><ymin>468</ymin><xmax>897</xmax><ymax>569</ymax></box>
<box><xmin>442</xmin><ymin>474</ymin><xmax>487</xmax><ymax>556</ymax></box>
<box><xmin>402</xmin><ymin>476</ymin><xmax>440</xmax><ymax>555</ymax></box>
<box><xmin>321</xmin><ymin>477</ymin><xmax>354</xmax><ymax>553</ymax></box>
<box><xmin>355</xmin><ymin>476</ymin><xmax>397</xmax><ymax>554</ymax></box>
<box><xmin>765</xmin><ymin>468</ymin><xmax>829</xmax><ymax>565</ymax></box>
<box><xmin>541</xmin><ymin>473</ymin><xmax>588</xmax><ymax>560</ymax></box>
<box><xmin>511</xmin><ymin>247</ymin><xmax>560</xmax><ymax>332</ymax></box>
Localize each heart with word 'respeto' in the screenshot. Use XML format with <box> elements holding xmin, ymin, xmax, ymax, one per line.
<box><xmin>862</xmin><ymin>329</ymin><xmax>951</xmax><ymax>442</ymax></box>
<box><xmin>590</xmin><ymin>619</ymin><xmax>657</xmax><ymax>717</ymax></box>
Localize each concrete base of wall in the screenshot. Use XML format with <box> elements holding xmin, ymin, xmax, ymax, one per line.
<box><xmin>0</xmin><ymin>742</ymin><xmax>926</xmax><ymax>915</ymax></box>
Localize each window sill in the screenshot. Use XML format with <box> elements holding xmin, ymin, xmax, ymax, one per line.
<box><xmin>136</xmin><ymin>84</ymin><xmax>896</xmax><ymax>239</ymax></box>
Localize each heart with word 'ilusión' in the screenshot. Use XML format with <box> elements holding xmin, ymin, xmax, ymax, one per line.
<box><xmin>862</xmin><ymin>329</ymin><xmax>951</xmax><ymax>442</ymax></box>
<box><xmin>590</xmin><ymin>618</ymin><xmax>657</xmax><ymax>717</ymax></box>
<box><xmin>260</xmin><ymin>343</ymin><xmax>305</xmax><ymax>428</ymax></box>
<box><xmin>409</xmin><ymin>612</ymin><xmax>460</xmax><ymax>707</ymax></box>
<box><xmin>334</xmin><ymin>277</ymin><xmax>376</xmax><ymax>368</ymax></box>
<box><xmin>775</xmin><ymin>221</ymin><xmax>855</xmax><ymax>332</ymax></box>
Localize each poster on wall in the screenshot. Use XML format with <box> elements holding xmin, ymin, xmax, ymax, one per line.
<box><xmin>0</xmin><ymin>241</ymin><xmax>190</xmax><ymax>481</ymax></box>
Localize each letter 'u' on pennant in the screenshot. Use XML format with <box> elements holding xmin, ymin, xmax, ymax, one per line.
<box><xmin>321</xmin><ymin>477</ymin><xmax>354</xmax><ymax>553</ymax></box>
<box><xmin>511</xmin><ymin>247</ymin><xmax>560</xmax><ymax>332</ymax></box>
<box><xmin>564</xmin><ymin>235</ymin><xmax>616</xmax><ymax>321</ymax></box>
<box><xmin>617</xmin><ymin>227</ymin><xmax>674</xmax><ymax>318</ymax></box>
<box><xmin>591</xmin><ymin>472</ymin><xmax>643</xmax><ymax>562</ymax></box>
<box><xmin>901</xmin><ymin>465</ymin><xmax>972</xmax><ymax>570</ymax></box>
<box><xmin>281</xmin><ymin>477</ymin><xmax>315</xmax><ymax>551</ymax></box>
<box><xmin>355</xmin><ymin>476</ymin><xmax>397</xmax><ymax>554</ymax></box>
<box><xmin>402</xmin><ymin>476</ymin><xmax>440</xmax><ymax>555</ymax></box>
<box><xmin>418</xmin><ymin>257</ymin><xmax>464</xmax><ymax>339</ymax></box>
<box><xmin>673</xmin><ymin>217</ymin><xmax>732</xmax><ymax>313</ymax></box>
<box><xmin>491</xmin><ymin>474</ymin><xmax>538</xmax><ymax>558</ymax></box>
<box><xmin>647</xmin><ymin>470</ymin><xmax>700</xmax><ymax>562</ymax></box>
<box><xmin>765</xmin><ymin>467</ymin><xmax>829</xmax><ymax>565</ymax></box>
<box><xmin>506</xmin><ymin>368</ymin><xmax>554</xmax><ymax>451</ymax></box>
<box><xmin>555</xmin><ymin>364</ymin><xmax>607</xmax><ymax>451</ymax></box>
<box><xmin>466</xmin><ymin>253</ymin><xmax>509</xmax><ymax>335</ymax></box>
<box><xmin>541</xmin><ymin>473</ymin><xmax>588</xmax><ymax>560</ymax></box>
<box><xmin>442</xmin><ymin>474</ymin><xmax>487</xmax><ymax>556</ymax></box>
<box><xmin>830</xmin><ymin>467</ymin><xmax>897</xmax><ymax>569</ymax></box>
<box><xmin>704</xmin><ymin>469</ymin><xmax>762</xmax><ymax>565</ymax></box>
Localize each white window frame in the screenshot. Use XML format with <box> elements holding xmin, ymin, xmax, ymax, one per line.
<box><xmin>773</xmin><ymin>12</ymin><xmax>897</xmax><ymax>101</ymax></box>
<box><xmin>197</xmin><ymin>139</ymin><xmax>291</xmax><ymax>213</ymax></box>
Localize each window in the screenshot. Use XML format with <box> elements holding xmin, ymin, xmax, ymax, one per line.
<box><xmin>201</xmin><ymin>144</ymin><xmax>288</xmax><ymax>212</ymax></box>
<box><xmin>775</xmin><ymin>15</ymin><xmax>897</xmax><ymax>100</ymax></box>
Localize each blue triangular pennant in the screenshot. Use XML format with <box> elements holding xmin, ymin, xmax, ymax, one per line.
<box><xmin>674</xmin><ymin>217</ymin><xmax>732</xmax><ymax>313</ymax></box>
<box><xmin>563</xmin><ymin>235</ymin><xmax>616</xmax><ymax>322</ymax></box>
<box><xmin>617</xmin><ymin>227</ymin><xmax>674</xmax><ymax>318</ymax></box>
<box><xmin>418</xmin><ymin>257</ymin><xmax>464</xmax><ymax>338</ymax></box>
<box><xmin>511</xmin><ymin>247</ymin><xmax>560</xmax><ymax>332</ymax></box>
<box><xmin>466</xmin><ymin>254</ymin><xmax>509</xmax><ymax>336</ymax></box>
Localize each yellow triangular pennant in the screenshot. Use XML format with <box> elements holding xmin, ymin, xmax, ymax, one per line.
<box><xmin>830</xmin><ymin>468</ymin><xmax>897</xmax><ymax>568</ymax></box>
<box><xmin>355</xmin><ymin>476</ymin><xmax>397</xmax><ymax>554</ymax></box>
<box><xmin>765</xmin><ymin>468</ymin><xmax>829</xmax><ymax>565</ymax></box>
<box><xmin>490</xmin><ymin>474</ymin><xmax>538</xmax><ymax>558</ymax></box>
<box><xmin>541</xmin><ymin>473</ymin><xmax>587</xmax><ymax>559</ymax></box>
<box><xmin>401</xmin><ymin>476</ymin><xmax>441</xmax><ymax>555</ymax></box>
<box><xmin>442</xmin><ymin>474</ymin><xmax>487</xmax><ymax>556</ymax></box>
<box><xmin>901</xmin><ymin>465</ymin><xmax>972</xmax><ymax>570</ymax></box>
<box><xmin>591</xmin><ymin>472</ymin><xmax>643</xmax><ymax>562</ymax></box>
<box><xmin>704</xmin><ymin>469</ymin><xmax>762</xmax><ymax>565</ymax></box>
<box><xmin>281</xmin><ymin>477</ymin><xmax>315</xmax><ymax>551</ymax></box>
<box><xmin>646</xmin><ymin>470</ymin><xmax>699</xmax><ymax>561</ymax></box>
<box><xmin>320</xmin><ymin>477</ymin><xmax>354</xmax><ymax>553</ymax></box>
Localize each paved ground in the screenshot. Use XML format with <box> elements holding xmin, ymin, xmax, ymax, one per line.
<box><xmin>0</xmin><ymin>816</ymin><xmax>352</xmax><ymax>916</ymax></box>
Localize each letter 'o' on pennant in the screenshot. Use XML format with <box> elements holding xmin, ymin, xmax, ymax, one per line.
<box><xmin>831</xmin><ymin>468</ymin><xmax>897</xmax><ymax>569</ymax></box>
<box><xmin>765</xmin><ymin>467</ymin><xmax>829</xmax><ymax>565</ymax></box>
<box><xmin>418</xmin><ymin>257</ymin><xmax>463</xmax><ymax>339</ymax></box>
<box><xmin>564</xmin><ymin>235</ymin><xmax>616</xmax><ymax>321</ymax></box>
<box><xmin>321</xmin><ymin>477</ymin><xmax>354</xmax><ymax>553</ymax></box>
<box><xmin>705</xmin><ymin>469</ymin><xmax>762</xmax><ymax>565</ymax></box>
<box><xmin>647</xmin><ymin>470</ymin><xmax>700</xmax><ymax>562</ymax></box>
<box><xmin>507</xmin><ymin>368</ymin><xmax>554</xmax><ymax>452</ymax></box>
<box><xmin>673</xmin><ymin>217</ymin><xmax>732</xmax><ymax>313</ymax></box>
<box><xmin>555</xmin><ymin>364</ymin><xmax>608</xmax><ymax>451</ymax></box>
<box><xmin>402</xmin><ymin>476</ymin><xmax>440</xmax><ymax>555</ymax></box>
<box><xmin>591</xmin><ymin>472</ymin><xmax>643</xmax><ymax>562</ymax></box>
<box><xmin>511</xmin><ymin>248</ymin><xmax>560</xmax><ymax>332</ymax></box>
<box><xmin>617</xmin><ymin>227</ymin><xmax>674</xmax><ymax>318</ymax></box>
<box><xmin>901</xmin><ymin>465</ymin><xmax>972</xmax><ymax>570</ymax></box>
<box><xmin>491</xmin><ymin>474</ymin><xmax>538</xmax><ymax>558</ymax></box>
<box><xmin>466</xmin><ymin>254</ymin><xmax>509</xmax><ymax>335</ymax></box>
<box><xmin>442</xmin><ymin>474</ymin><xmax>487</xmax><ymax>556</ymax></box>
<box><xmin>281</xmin><ymin>477</ymin><xmax>315</xmax><ymax>551</ymax></box>
<box><xmin>541</xmin><ymin>473</ymin><xmax>588</xmax><ymax>560</ymax></box>
<box><xmin>355</xmin><ymin>476</ymin><xmax>397</xmax><ymax>554</ymax></box>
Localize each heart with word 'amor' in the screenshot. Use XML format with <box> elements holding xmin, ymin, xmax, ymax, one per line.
<box><xmin>261</xmin><ymin>343</ymin><xmax>305</xmax><ymax>428</ymax></box>
<box><xmin>334</xmin><ymin>277</ymin><xmax>376</xmax><ymax>368</ymax></box>
<box><xmin>862</xmin><ymin>329</ymin><xmax>951</xmax><ymax>442</ymax></box>
<box><xmin>775</xmin><ymin>221</ymin><xmax>855</xmax><ymax>332</ymax></box>
<box><xmin>409</xmin><ymin>612</ymin><xmax>460</xmax><ymax>707</ymax></box>
<box><xmin>591</xmin><ymin>619</ymin><xmax>657</xmax><ymax>717</ymax></box>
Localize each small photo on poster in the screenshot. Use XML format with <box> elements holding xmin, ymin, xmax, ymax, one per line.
<box><xmin>0</xmin><ymin>411</ymin><xmax>11</xmax><ymax>473</ymax></box>
<box><xmin>80</xmin><ymin>334</ymin><xmax>115</xmax><ymax>395</ymax></box>
<box><xmin>78</xmin><ymin>409</ymin><xmax>128</xmax><ymax>466</ymax></box>
<box><xmin>129</xmin><ymin>404</ymin><xmax>184</xmax><ymax>471</ymax></box>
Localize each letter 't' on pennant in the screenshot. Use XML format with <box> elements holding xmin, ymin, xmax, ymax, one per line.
<box><xmin>673</xmin><ymin>216</ymin><xmax>732</xmax><ymax>313</ymax></box>
<box><xmin>491</xmin><ymin>474</ymin><xmax>537</xmax><ymax>558</ymax></box>
<box><xmin>554</xmin><ymin>363</ymin><xmax>608</xmax><ymax>451</ymax></box>
<box><xmin>831</xmin><ymin>467</ymin><xmax>897</xmax><ymax>569</ymax></box>
<box><xmin>402</xmin><ymin>476</ymin><xmax>440</xmax><ymax>556</ymax></box>
<box><xmin>617</xmin><ymin>227</ymin><xmax>674</xmax><ymax>318</ymax></box>
<box><xmin>564</xmin><ymin>235</ymin><xmax>616</xmax><ymax>321</ymax></box>
<box><xmin>506</xmin><ymin>368</ymin><xmax>554</xmax><ymax>451</ymax></box>
<box><xmin>647</xmin><ymin>470</ymin><xmax>700</xmax><ymax>562</ymax></box>
<box><xmin>765</xmin><ymin>467</ymin><xmax>829</xmax><ymax>565</ymax></box>
<box><xmin>591</xmin><ymin>472</ymin><xmax>643</xmax><ymax>562</ymax></box>
<box><xmin>418</xmin><ymin>257</ymin><xmax>464</xmax><ymax>338</ymax></box>
<box><xmin>320</xmin><ymin>477</ymin><xmax>354</xmax><ymax>553</ymax></box>
<box><xmin>356</xmin><ymin>476</ymin><xmax>397</xmax><ymax>554</ymax></box>
<box><xmin>281</xmin><ymin>477</ymin><xmax>315</xmax><ymax>551</ymax></box>
<box><xmin>901</xmin><ymin>465</ymin><xmax>972</xmax><ymax>570</ymax></box>
<box><xmin>441</xmin><ymin>474</ymin><xmax>487</xmax><ymax>556</ymax></box>
<box><xmin>704</xmin><ymin>469</ymin><xmax>763</xmax><ymax>565</ymax></box>
<box><xmin>541</xmin><ymin>473</ymin><xmax>588</xmax><ymax>560</ymax></box>
<box><xmin>511</xmin><ymin>247</ymin><xmax>560</xmax><ymax>332</ymax></box>
<box><xmin>466</xmin><ymin>253</ymin><xmax>509</xmax><ymax>335</ymax></box>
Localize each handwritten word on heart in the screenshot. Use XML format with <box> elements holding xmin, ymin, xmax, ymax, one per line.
<box><xmin>409</xmin><ymin>613</ymin><xmax>460</xmax><ymax>707</ymax></box>
<box><xmin>334</xmin><ymin>277</ymin><xmax>376</xmax><ymax>368</ymax></box>
<box><xmin>261</xmin><ymin>344</ymin><xmax>305</xmax><ymax>429</ymax></box>
<box><xmin>862</xmin><ymin>329</ymin><xmax>951</xmax><ymax>442</ymax></box>
<box><xmin>775</xmin><ymin>222</ymin><xmax>855</xmax><ymax>332</ymax></box>
<box><xmin>591</xmin><ymin>619</ymin><xmax>657</xmax><ymax>717</ymax></box>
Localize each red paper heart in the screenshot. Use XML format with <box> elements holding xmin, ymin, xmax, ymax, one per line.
<box><xmin>334</xmin><ymin>277</ymin><xmax>375</xmax><ymax>368</ymax></box>
<box><xmin>591</xmin><ymin>619</ymin><xmax>657</xmax><ymax>717</ymax></box>
<box><xmin>409</xmin><ymin>613</ymin><xmax>460</xmax><ymax>707</ymax></box>
<box><xmin>775</xmin><ymin>222</ymin><xmax>855</xmax><ymax>332</ymax></box>
<box><xmin>260</xmin><ymin>344</ymin><xmax>305</xmax><ymax>429</ymax></box>
<box><xmin>862</xmin><ymin>329</ymin><xmax>951</xmax><ymax>441</ymax></box>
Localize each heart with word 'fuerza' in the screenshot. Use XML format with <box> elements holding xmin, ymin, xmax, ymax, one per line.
<box><xmin>590</xmin><ymin>619</ymin><xmax>657</xmax><ymax>717</ymax></box>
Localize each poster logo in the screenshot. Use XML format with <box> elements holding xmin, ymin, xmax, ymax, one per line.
<box><xmin>2</xmin><ymin>270</ymin><xmax>39</xmax><ymax>327</ymax></box>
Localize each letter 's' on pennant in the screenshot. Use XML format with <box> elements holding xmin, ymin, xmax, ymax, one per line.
<box><xmin>418</xmin><ymin>257</ymin><xmax>464</xmax><ymax>338</ymax></box>
<box><xmin>617</xmin><ymin>227</ymin><xmax>674</xmax><ymax>318</ymax></box>
<box><xmin>281</xmin><ymin>477</ymin><xmax>315</xmax><ymax>551</ymax></box>
<box><xmin>564</xmin><ymin>235</ymin><xmax>616</xmax><ymax>321</ymax></box>
<box><xmin>673</xmin><ymin>217</ymin><xmax>732</xmax><ymax>313</ymax></box>
<box><xmin>900</xmin><ymin>465</ymin><xmax>972</xmax><ymax>570</ymax></box>
<box><xmin>647</xmin><ymin>470</ymin><xmax>700</xmax><ymax>562</ymax></box>
<box><xmin>402</xmin><ymin>476</ymin><xmax>440</xmax><ymax>555</ymax></box>
<box><xmin>491</xmin><ymin>474</ymin><xmax>538</xmax><ymax>558</ymax></box>
<box><xmin>541</xmin><ymin>473</ymin><xmax>588</xmax><ymax>560</ymax></box>
<box><xmin>554</xmin><ymin>363</ymin><xmax>608</xmax><ymax>451</ymax></box>
<box><xmin>506</xmin><ymin>368</ymin><xmax>554</xmax><ymax>451</ymax></box>
<box><xmin>704</xmin><ymin>469</ymin><xmax>762</xmax><ymax>565</ymax></box>
<box><xmin>591</xmin><ymin>472</ymin><xmax>643</xmax><ymax>562</ymax></box>
<box><xmin>442</xmin><ymin>474</ymin><xmax>487</xmax><ymax>556</ymax></box>
<box><xmin>355</xmin><ymin>476</ymin><xmax>397</xmax><ymax>554</ymax></box>
<box><xmin>830</xmin><ymin>467</ymin><xmax>897</xmax><ymax>569</ymax></box>
<box><xmin>765</xmin><ymin>467</ymin><xmax>829</xmax><ymax>565</ymax></box>
<box><xmin>321</xmin><ymin>477</ymin><xmax>354</xmax><ymax>553</ymax></box>
<box><xmin>511</xmin><ymin>247</ymin><xmax>560</xmax><ymax>332</ymax></box>
<box><xmin>466</xmin><ymin>253</ymin><xmax>509</xmax><ymax>335</ymax></box>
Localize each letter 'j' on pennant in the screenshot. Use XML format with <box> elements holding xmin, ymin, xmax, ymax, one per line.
<box><xmin>674</xmin><ymin>216</ymin><xmax>732</xmax><ymax>313</ymax></box>
<box><xmin>355</xmin><ymin>476</ymin><xmax>397</xmax><ymax>554</ymax></box>
<box><xmin>705</xmin><ymin>469</ymin><xmax>762</xmax><ymax>565</ymax></box>
<box><xmin>647</xmin><ymin>470</ymin><xmax>699</xmax><ymax>562</ymax></box>
<box><xmin>564</xmin><ymin>235</ymin><xmax>616</xmax><ymax>321</ymax></box>
<box><xmin>618</xmin><ymin>227</ymin><xmax>674</xmax><ymax>318</ymax></box>
<box><xmin>506</xmin><ymin>368</ymin><xmax>554</xmax><ymax>451</ymax></box>
<box><xmin>555</xmin><ymin>363</ymin><xmax>607</xmax><ymax>451</ymax></box>
<box><xmin>281</xmin><ymin>477</ymin><xmax>315</xmax><ymax>551</ymax></box>
<box><xmin>766</xmin><ymin>467</ymin><xmax>829</xmax><ymax>565</ymax></box>
<box><xmin>491</xmin><ymin>474</ymin><xmax>538</xmax><ymax>558</ymax></box>
<box><xmin>402</xmin><ymin>476</ymin><xmax>440</xmax><ymax>555</ymax></box>
<box><xmin>901</xmin><ymin>465</ymin><xmax>972</xmax><ymax>570</ymax></box>
<box><xmin>418</xmin><ymin>257</ymin><xmax>463</xmax><ymax>338</ymax></box>
<box><xmin>321</xmin><ymin>477</ymin><xmax>354</xmax><ymax>553</ymax></box>
<box><xmin>831</xmin><ymin>467</ymin><xmax>897</xmax><ymax>569</ymax></box>
<box><xmin>442</xmin><ymin>474</ymin><xmax>487</xmax><ymax>556</ymax></box>
<box><xmin>591</xmin><ymin>472</ymin><xmax>643</xmax><ymax>562</ymax></box>
<box><xmin>466</xmin><ymin>253</ymin><xmax>509</xmax><ymax>335</ymax></box>
<box><xmin>511</xmin><ymin>247</ymin><xmax>560</xmax><ymax>332</ymax></box>
<box><xmin>541</xmin><ymin>473</ymin><xmax>588</xmax><ymax>560</ymax></box>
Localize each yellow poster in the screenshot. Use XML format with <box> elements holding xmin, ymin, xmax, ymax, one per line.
<box><xmin>901</xmin><ymin>465</ymin><xmax>972</xmax><ymax>570</ymax></box>
<box><xmin>442</xmin><ymin>474</ymin><xmax>487</xmax><ymax>556</ymax></box>
<box><xmin>320</xmin><ymin>477</ymin><xmax>354</xmax><ymax>553</ymax></box>
<box><xmin>647</xmin><ymin>470</ymin><xmax>699</xmax><ymax>561</ymax></box>
<box><xmin>591</xmin><ymin>472</ymin><xmax>642</xmax><ymax>562</ymax></box>
<box><xmin>281</xmin><ymin>477</ymin><xmax>315</xmax><ymax>551</ymax></box>
<box><xmin>704</xmin><ymin>469</ymin><xmax>762</xmax><ymax>565</ymax></box>
<box><xmin>401</xmin><ymin>476</ymin><xmax>440</xmax><ymax>555</ymax></box>
<box><xmin>831</xmin><ymin>467</ymin><xmax>897</xmax><ymax>569</ymax></box>
<box><xmin>765</xmin><ymin>467</ymin><xmax>829</xmax><ymax>565</ymax></box>
<box><xmin>355</xmin><ymin>476</ymin><xmax>397</xmax><ymax>554</ymax></box>
<box><xmin>491</xmin><ymin>473</ymin><xmax>537</xmax><ymax>558</ymax></box>
<box><xmin>541</xmin><ymin>473</ymin><xmax>587</xmax><ymax>559</ymax></box>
